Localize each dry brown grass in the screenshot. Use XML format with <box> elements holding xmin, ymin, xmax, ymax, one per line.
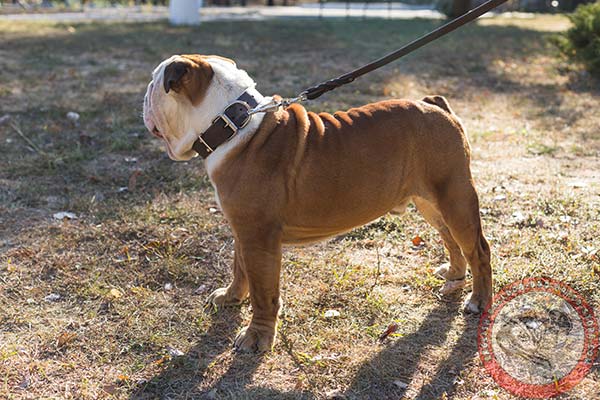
<box><xmin>0</xmin><ymin>15</ymin><xmax>599</xmax><ymax>400</ymax></box>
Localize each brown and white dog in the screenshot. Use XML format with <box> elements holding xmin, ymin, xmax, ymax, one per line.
<box><xmin>143</xmin><ymin>54</ymin><xmax>492</xmax><ymax>352</ymax></box>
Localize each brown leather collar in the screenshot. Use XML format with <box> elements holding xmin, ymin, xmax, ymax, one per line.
<box><xmin>192</xmin><ymin>91</ymin><xmax>260</xmax><ymax>159</ymax></box>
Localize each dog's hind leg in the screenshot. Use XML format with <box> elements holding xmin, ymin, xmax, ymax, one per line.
<box><xmin>390</xmin><ymin>198</ymin><xmax>410</xmax><ymax>215</ymax></box>
<box><xmin>433</xmin><ymin>179</ymin><xmax>492</xmax><ymax>313</ymax></box>
<box><xmin>413</xmin><ymin>197</ymin><xmax>468</xmax><ymax>295</ymax></box>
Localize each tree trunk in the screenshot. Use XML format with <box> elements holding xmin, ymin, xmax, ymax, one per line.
<box><xmin>451</xmin><ymin>0</ymin><xmax>471</xmax><ymax>18</ymax></box>
<box><xmin>169</xmin><ymin>0</ymin><xmax>201</xmax><ymax>25</ymax></box>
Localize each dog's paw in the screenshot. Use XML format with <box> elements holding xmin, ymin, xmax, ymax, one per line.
<box><xmin>206</xmin><ymin>287</ymin><xmax>245</xmax><ymax>307</ymax></box>
<box><xmin>440</xmin><ymin>278</ymin><xmax>467</xmax><ymax>295</ymax></box>
<box><xmin>434</xmin><ymin>262</ymin><xmax>451</xmax><ymax>279</ymax></box>
<box><xmin>463</xmin><ymin>293</ymin><xmax>491</xmax><ymax>314</ymax></box>
<box><xmin>435</xmin><ymin>262</ymin><xmax>466</xmax><ymax>281</ymax></box>
<box><xmin>435</xmin><ymin>263</ymin><xmax>468</xmax><ymax>295</ymax></box>
<box><xmin>234</xmin><ymin>325</ymin><xmax>275</xmax><ymax>353</ymax></box>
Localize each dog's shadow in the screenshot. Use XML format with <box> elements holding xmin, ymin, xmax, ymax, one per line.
<box><xmin>128</xmin><ymin>305</ymin><xmax>312</xmax><ymax>400</ymax></box>
<box><xmin>344</xmin><ymin>299</ymin><xmax>481</xmax><ymax>400</ymax></box>
<box><xmin>129</xmin><ymin>294</ymin><xmax>480</xmax><ymax>399</ymax></box>
<box><xmin>127</xmin><ymin>305</ymin><xmax>241</xmax><ymax>399</ymax></box>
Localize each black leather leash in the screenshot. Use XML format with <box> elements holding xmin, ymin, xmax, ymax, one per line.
<box><xmin>300</xmin><ymin>0</ymin><xmax>509</xmax><ymax>101</ymax></box>
<box><xmin>193</xmin><ymin>0</ymin><xmax>508</xmax><ymax>158</ymax></box>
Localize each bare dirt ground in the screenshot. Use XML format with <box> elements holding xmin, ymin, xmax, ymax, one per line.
<box><xmin>0</xmin><ymin>15</ymin><xmax>598</xmax><ymax>399</ymax></box>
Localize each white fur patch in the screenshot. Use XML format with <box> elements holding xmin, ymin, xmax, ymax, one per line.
<box><xmin>142</xmin><ymin>55</ymin><xmax>273</xmax><ymax>210</ymax></box>
<box><xmin>464</xmin><ymin>294</ymin><xmax>481</xmax><ymax>313</ymax></box>
<box><xmin>201</xmin><ymin>58</ymin><xmax>268</xmax><ymax>179</ymax></box>
<box><xmin>143</xmin><ymin>55</ymin><xmax>269</xmax><ymax>170</ymax></box>
<box><xmin>440</xmin><ymin>279</ymin><xmax>467</xmax><ymax>295</ymax></box>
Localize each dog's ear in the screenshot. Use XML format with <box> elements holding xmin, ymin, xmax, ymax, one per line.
<box><xmin>163</xmin><ymin>57</ymin><xmax>214</xmax><ymax>105</ymax></box>
<box><xmin>163</xmin><ymin>60</ymin><xmax>188</xmax><ymax>94</ymax></box>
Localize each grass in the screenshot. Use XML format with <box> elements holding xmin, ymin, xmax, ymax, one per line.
<box><xmin>1</xmin><ymin>15</ymin><xmax>599</xmax><ymax>400</ymax></box>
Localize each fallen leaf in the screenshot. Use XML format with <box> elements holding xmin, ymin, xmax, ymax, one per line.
<box><xmin>108</xmin><ymin>288</ymin><xmax>123</xmax><ymax>299</ymax></box>
<box><xmin>411</xmin><ymin>235</ymin><xmax>424</xmax><ymax>247</ymax></box>
<box><xmin>153</xmin><ymin>356</ymin><xmax>169</xmax><ymax>366</ymax></box>
<box><xmin>167</xmin><ymin>346</ymin><xmax>184</xmax><ymax>357</ymax></box>
<box><xmin>57</xmin><ymin>331</ymin><xmax>77</xmax><ymax>348</ymax></box>
<box><xmin>52</xmin><ymin>211</ymin><xmax>77</xmax><ymax>220</ymax></box>
<box><xmin>128</xmin><ymin>170</ymin><xmax>142</xmax><ymax>191</ymax></box>
<box><xmin>379</xmin><ymin>322</ymin><xmax>399</xmax><ymax>341</ymax></box>
<box><xmin>113</xmin><ymin>245</ymin><xmax>137</xmax><ymax>263</ymax></box>
<box><xmin>130</xmin><ymin>286</ymin><xmax>147</xmax><ymax>295</ymax></box>
<box><xmin>44</xmin><ymin>293</ymin><xmax>61</xmax><ymax>302</ymax></box>
<box><xmin>102</xmin><ymin>384</ymin><xmax>117</xmax><ymax>395</ymax></box>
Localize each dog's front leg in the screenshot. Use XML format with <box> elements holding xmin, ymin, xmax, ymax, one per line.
<box><xmin>233</xmin><ymin>231</ymin><xmax>282</xmax><ymax>353</ymax></box>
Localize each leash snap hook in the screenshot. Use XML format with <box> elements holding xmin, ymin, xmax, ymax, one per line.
<box><xmin>248</xmin><ymin>98</ymin><xmax>282</xmax><ymax>115</ymax></box>
<box><xmin>248</xmin><ymin>92</ymin><xmax>308</xmax><ymax>115</ymax></box>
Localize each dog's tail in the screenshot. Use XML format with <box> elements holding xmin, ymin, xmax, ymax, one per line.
<box><xmin>421</xmin><ymin>95</ymin><xmax>454</xmax><ymax>115</ymax></box>
<box><xmin>421</xmin><ymin>95</ymin><xmax>470</xmax><ymax>159</ymax></box>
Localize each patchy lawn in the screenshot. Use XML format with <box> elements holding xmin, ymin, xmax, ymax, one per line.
<box><xmin>1</xmin><ymin>15</ymin><xmax>599</xmax><ymax>400</ymax></box>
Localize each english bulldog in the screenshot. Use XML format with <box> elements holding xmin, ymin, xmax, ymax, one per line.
<box><xmin>143</xmin><ymin>54</ymin><xmax>492</xmax><ymax>352</ymax></box>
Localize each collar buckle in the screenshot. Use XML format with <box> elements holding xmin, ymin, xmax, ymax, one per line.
<box><xmin>193</xmin><ymin>92</ymin><xmax>259</xmax><ymax>159</ymax></box>
<box><xmin>211</xmin><ymin>100</ymin><xmax>252</xmax><ymax>135</ymax></box>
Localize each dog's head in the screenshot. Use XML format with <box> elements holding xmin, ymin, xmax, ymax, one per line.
<box><xmin>143</xmin><ymin>54</ymin><xmax>256</xmax><ymax>160</ymax></box>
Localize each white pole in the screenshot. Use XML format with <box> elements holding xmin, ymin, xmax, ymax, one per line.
<box><xmin>169</xmin><ymin>0</ymin><xmax>201</xmax><ymax>25</ymax></box>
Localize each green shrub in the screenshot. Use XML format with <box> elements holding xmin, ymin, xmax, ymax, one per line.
<box><xmin>555</xmin><ymin>1</ymin><xmax>600</xmax><ymax>77</ymax></box>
